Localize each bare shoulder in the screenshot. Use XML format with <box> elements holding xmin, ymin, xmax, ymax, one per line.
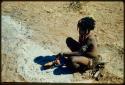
<box><xmin>87</xmin><ymin>35</ymin><xmax>97</xmax><ymax>49</ymax></box>
<box><xmin>88</xmin><ymin>35</ymin><xmax>96</xmax><ymax>43</ymax></box>
<box><xmin>88</xmin><ymin>35</ymin><xmax>98</xmax><ymax>53</ymax></box>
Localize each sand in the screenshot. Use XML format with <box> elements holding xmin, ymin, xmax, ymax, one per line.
<box><xmin>1</xmin><ymin>1</ymin><xmax>124</xmax><ymax>83</ymax></box>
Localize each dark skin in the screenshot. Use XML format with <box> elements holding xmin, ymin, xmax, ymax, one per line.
<box><xmin>43</xmin><ymin>17</ymin><xmax>98</xmax><ymax>70</ymax></box>
<box><xmin>57</xmin><ymin>27</ymin><xmax>98</xmax><ymax>68</ymax></box>
<box><xmin>63</xmin><ymin>29</ymin><xmax>97</xmax><ymax>57</ymax></box>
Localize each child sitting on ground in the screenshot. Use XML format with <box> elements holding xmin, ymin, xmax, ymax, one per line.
<box><xmin>44</xmin><ymin>17</ymin><xmax>99</xmax><ymax>71</ymax></box>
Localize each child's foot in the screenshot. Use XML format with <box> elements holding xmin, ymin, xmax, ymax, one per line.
<box><xmin>89</xmin><ymin>59</ymin><xmax>93</xmax><ymax>68</ymax></box>
<box><xmin>88</xmin><ymin>57</ymin><xmax>99</xmax><ymax>69</ymax></box>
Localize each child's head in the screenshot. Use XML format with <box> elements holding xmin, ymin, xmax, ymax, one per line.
<box><xmin>77</xmin><ymin>17</ymin><xmax>96</xmax><ymax>35</ymax></box>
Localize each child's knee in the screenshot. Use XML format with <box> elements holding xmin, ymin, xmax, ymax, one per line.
<box><xmin>66</xmin><ymin>37</ymin><xmax>73</xmax><ymax>44</ymax></box>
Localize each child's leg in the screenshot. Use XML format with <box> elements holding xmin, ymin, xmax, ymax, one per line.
<box><xmin>69</xmin><ymin>56</ymin><xmax>91</xmax><ymax>69</ymax></box>
<box><xmin>66</xmin><ymin>37</ymin><xmax>81</xmax><ymax>52</ymax></box>
<box><xmin>71</xmin><ymin>56</ymin><xmax>90</xmax><ymax>65</ymax></box>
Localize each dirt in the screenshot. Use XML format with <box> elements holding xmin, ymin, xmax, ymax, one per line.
<box><xmin>1</xmin><ymin>1</ymin><xmax>124</xmax><ymax>83</ymax></box>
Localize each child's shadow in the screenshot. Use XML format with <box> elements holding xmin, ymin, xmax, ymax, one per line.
<box><xmin>34</xmin><ymin>55</ymin><xmax>75</xmax><ymax>75</ymax></box>
<box><xmin>34</xmin><ymin>55</ymin><xmax>56</xmax><ymax>65</ymax></box>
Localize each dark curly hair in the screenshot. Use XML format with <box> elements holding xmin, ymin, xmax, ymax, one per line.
<box><xmin>77</xmin><ymin>17</ymin><xmax>96</xmax><ymax>31</ymax></box>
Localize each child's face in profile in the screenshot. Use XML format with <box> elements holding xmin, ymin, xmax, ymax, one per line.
<box><xmin>79</xmin><ymin>28</ymin><xmax>90</xmax><ymax>36</ymax></box>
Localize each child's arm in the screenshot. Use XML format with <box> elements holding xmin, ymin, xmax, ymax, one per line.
<box><xmin>85</xmin><ymin>36</ymin><xmax>98</xmax><ymax>58</ymax></box>
<box><xmin>55</xmin><ymin>51</ymin><xmax>82</xmax><ymax>59</ymax></box>
<box><xmin>62</xmin><ymin>51</ymin><xmax>82</xmax><ymax>56</ymax></box>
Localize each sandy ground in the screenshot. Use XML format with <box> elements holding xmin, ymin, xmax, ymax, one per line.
<box><xmin>1</xmin><ymin>1</ymin><xmax>124</xmax><ymax>83</ymax></box>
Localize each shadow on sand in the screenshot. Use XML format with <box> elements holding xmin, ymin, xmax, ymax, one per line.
<box><xmin>34</xmin><ymin>55</ymin><xmax>76</xmax><ymax>75</ymax></box>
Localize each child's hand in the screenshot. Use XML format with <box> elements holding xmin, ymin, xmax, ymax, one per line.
<box><xmin>54</xmin><ymin>59</ymin><xmax>61</xmax><ymax>65</ymax></box>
